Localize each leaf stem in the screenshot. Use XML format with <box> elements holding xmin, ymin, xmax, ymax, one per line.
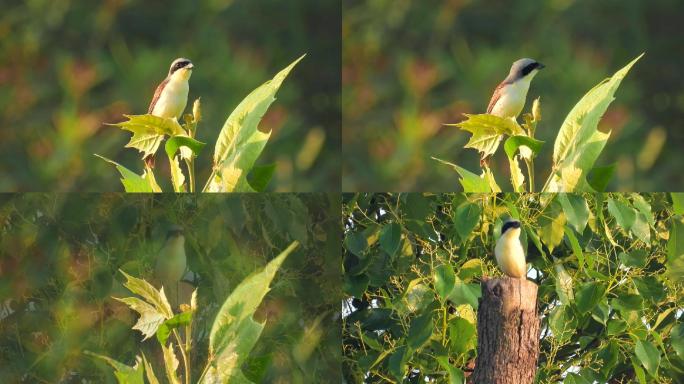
<box><xmin>185</xmin><ymin>159</ymin><xmax>195</xmax><ymax>193</ymax></box>
<box><xmin>173</xmin><ymin>329</ymin><xmax>191</xmax><ymax>384</ymax></box>
<box><xmin>524</xmin><ymin>158</ymin><xmax>535</xmax><ymax>192</ymax></box>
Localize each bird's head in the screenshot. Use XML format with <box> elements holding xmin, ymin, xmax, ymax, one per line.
<box><xmin>165</xmin><ymin>225</ymin><xmax>185</xmax><ymax>244</ymax></box>
<box><xmin>507</xmin><ymin>58</ymin><xmax>544</xmax><ymax>82</ymax></box>
<box><xmin>501</xmin><ymin>220</ymin><xmax>522</xmax><ymax>238</ymax></box>
<box><xmin>168</xmin><ymin>58</ymin><xmax>194</xmax><ymax>80</ymax></box>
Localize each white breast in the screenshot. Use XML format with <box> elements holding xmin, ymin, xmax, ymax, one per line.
<box><xmin>152</xmin><ymin>77</ymin><xmax>189</xmax><ymax>119</ymax></box>
<box><xmin>495</xmin><ymin>232</ymin><xmax>526</xmax><ymax>278</ymax></box>
<box><xmin>490</xmin><ymin>77</ymin><xmax>532</xmax><ymax>119</ymax></box>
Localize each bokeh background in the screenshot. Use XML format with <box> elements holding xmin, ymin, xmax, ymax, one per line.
<box><xmin>342</xmin><ymin>0</ymin><xmax>683</xmax><ymax>191</ymax></box>
<box><xmin>0</xmin><ymin>0</ymin><xmax>340</xmax><ymax>192</ymax></box>
<box><xmin>0</xmin><ymin>194</ymin><xmax>341</xmax><ymax>383</ymax></box>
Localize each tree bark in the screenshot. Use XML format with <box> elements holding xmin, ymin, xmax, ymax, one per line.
<box><xmin>471</xmin><ymin>277</ymin><xmax>540</xmax><ymax>384</ymax></box>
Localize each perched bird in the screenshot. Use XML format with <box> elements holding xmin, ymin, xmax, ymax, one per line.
<box><xmin>154</xmin><ymin>226</ymin><xmax>187</xmax><ymax>309</ymax></box>
<box><xmin>487</xmin><ymin>58</ymin><xmax>544</xmax><ymax>120</ymax></box>
<box><xmin>494</xmin><ymin>220</ymin><xmax>526</xmax><ymax>278</ymax></box>
<box><xmin>145</xmin><ymin>58</ymin><xmax>194</xmax><ymax>167</ymax></box>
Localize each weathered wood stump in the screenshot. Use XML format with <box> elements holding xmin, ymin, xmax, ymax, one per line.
<box><xmin>471</xmin><ymin>277</ymin><xmax>540</xmax><ymax>384</ymax></box>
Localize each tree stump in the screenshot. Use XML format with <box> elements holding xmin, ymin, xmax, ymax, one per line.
<box><xmin>471</xmin><ymin>277</ymin><xmax>540</xmax><ymax>384</ymax></box>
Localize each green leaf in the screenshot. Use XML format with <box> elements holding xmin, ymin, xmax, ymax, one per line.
<box><xmin>95</xmin><ymin>154</ymin><xmax>156</xmax><ymax>192</ymax></box>
<box><xmin>402</xmin><ymin>193</ymin><xmax>433</xmax><ymax>221</ymax></box>
<box><xmin>432</xmin><ymin>157</ymin><xmax>491</xmax><ymax>192</ymax></box>
<box><xmin>85</xmin><ymin>351</ymin><xmax>145</xmax><ymax>384</ymax></box>
<box><xmin>448</xmin><ymin>278</ymin><xmax>481</xmax><ymax>309</ymax></box>
<box><xmin>379</xmin><ymin>223</ymin><xmax>401</xmax><ymax>257</ymax></box>
<box><xmin>635</xmin><ymin>339</ymin><xmax>660</xmax><ymax>377</ymax></box>
<box><xmin>436</xmin><ymin>356</ymin><xmax>465</xmax><ymax>384</ymax></box>
<box><xmin>344</xmin><ymin>231</ymin><xmax>368</xmax><ymax>257</ymax></box>
<box><xmin>611</xmin><ymin>294</ymin><xmax>643</xmax><ymax>313</ymax></box>
<box><xmin>574</xmin><ymin>282</ymin><xmax>606</xmax><ymax>314</ymax></box>
<box><xmin>619</xmin><ymin>249</ymin><xmax>647</xmax><ymax>268</ymax></box>
<box><xmin>453</xmin><ymin>201</ymin><xmax>481</xmax><ymax>242</ymax></box>
<box><xmin>671</xmin><ymin>323</ymin><xmax>684</xmax><ymax>358</ymax></box>
<box><xmin>549</xmin><ymin>305</ymin><xmax>576</xmax><ymax>343</ymax></box>
<box><xmin>672</xmin><ymin>193</ymin><xmax>684</xmax><ymax>215</ymax></box>
<box><xmin>554</xmin><ymin>260</ymin><xmax>574</xmax><ymax>305</ymax></box>
<box><xmin>407</xmin><ymin>311</ymin><xmax>433</xmax><ymax>350</ymax></box>
<box><xmin>164</xmin><ymin>135</ymin><xmax>206</xmax><ymax>160</ymax></box>
<box><xmin>448</xmin><ymin>317</ymin><xmax>476</xmax><ymax>355</ymax></box>
<box><xmin>633</xmin><ymin>276</ymin><xmax>665</xmax><ymax>303</ymax></box>
<box><xmin>632</xmin><ymin>356</ymin><xmax>647</xmax><ymax>384</ymax></box>
<box><xmin>109</xmin><ymin>114</ymin><xmax>185</xmax><ymax>158</ymax></box>
<box><xmin>564</xmin><ymin>227</ymin><xmax>585</xmax><ymax>270</ymax></box>
<box><xmin>203</xmin><ymin>241</ymin><xmax>298</xmax><ymax>384</ymax></box>
<box><xmin>607</xmin><ymin>198</ymin><xmax>636</xmax><ymax>231</ymax></box>
<box><xmin>504</xmin><ymin>135</ymin><xmax>544</xmax><ymax>159</ymax></box>
<box><xmin>387</xmin><ymin>345</ymin><xmax>410</xmax><ymax>382</ymax></box>
<box><xmin>247</xmin><ymin>163</ymin><xmax>276</xmax><ymax>192</ymax></box>
<box><xmin>537</xmin><ymin>199</ymin><xmax>566</xmax><ymax>252</ymax></box>
<box><xmin>114</xmin><ymin>297</ymin><xmax>167</xmax><ymax>340</ymax></box>
<box><xmin>587</xmin><ymin>164</ymin><xmax>616</xmax><ymax>192</ymax></box>
<box><xmin>156</xmin><ymin>311</ymin><xmax>193</xmax><ymax>345</ymax></box>
<box><xmin>546</xmin><ymin>54</ymin><xmax>643</xmax><ymax>192</ymax></box>
<box><xmin>558</xmin><ymin>194</ymin><xmax>590</xmax><ymax>233</ymax></box>
<box><xmin>451</xmin><ymin>113</ymin><xmax>524</xmax><ymax>157</ymax></box>
<box><xmin>205</xmin><ymin>55</ymin><xmax>304</xmax><ymax>192</ymax></box>
<box><xmin>168</xmin><ymin>156</ymin><xmax>186</xmax><ymax>193</ymax></box>
<box><xmin>565</xmin><ymin>373</ymin><xmax>591</xmax><ymax>384</ymax></box>
<box><xmin>434</xmin><ymin>264</ymin><xmax>456</xmax><ymax>302</ymax></box>
<box><xmin>606</xmin><ymin>318</ymin><xmax>627</xmax><ymax>336</ymax></box>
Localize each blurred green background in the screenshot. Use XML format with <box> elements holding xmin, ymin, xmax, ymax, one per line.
<box><xmin>0</xmin><ymin>0</ymin><xmax>340</xmax><ymax>192</ymax></box>
<box><xmin>342</xmin><ymin>0</ymin><xmax>683</xmax><ymax>191</ymax></box>
<box><xmin>0</xmin><ymin>194</ymin><xmax>341</xmax><ymax>383</ymax></box>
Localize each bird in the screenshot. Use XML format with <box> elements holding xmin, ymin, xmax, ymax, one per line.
<box><xmin>494</xmin><ymin>219</ymin><xmax>527</xmax><ymax>278</ymax></box>
<box><xmin>154</xmin><ymin>226</ymin><xmax>187</xmax><ymax>310</ymax></box>
<box><xmin>487</xmin><ymin>58</ymin><xmax>544</xmax><ymax>120</ymax></box>
<box><xmin>145</xmin><ymin>58</ymin><xmax>194</xmax><ymax>167</ymax></box>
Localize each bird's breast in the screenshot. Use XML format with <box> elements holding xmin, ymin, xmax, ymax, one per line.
<box><xmin>490</xmin><ymin>80</ymin><xmax>531</xmax><ymax>119</ymax></box>
<box><xmin>152</xmin><ymin>78</ymin><xmax>189</xmax><ymax>119</ymax></box>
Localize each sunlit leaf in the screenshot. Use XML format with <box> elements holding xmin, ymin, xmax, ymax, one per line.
<box><xmin>504</xmin><ymin>135</ymin><xmax>544</xmax><ymax>160</ymax></box>
<box><xmin>162</xmin><ymin>343</ymin><xmax>181</xmax><ymax>384</ymax></box>
<box><xmin>432</xmin><ymin>157</ymin><xmax>491</xmax><ymax>192</ymax></box>
<box><xmin>85</xmin><ymin>351</ymin><xmax>145</xmax><ymax>384</ymax></box>
<box><xmin>109</xmin><ymin>114</ymin><xmax>185</xmax><ymax>158</ymax></box>
<box><xmin>450</xmin><ymin>114</ymin><xmax>524</xmax><ymax>158</ymax></box>
<box><xmin>156</xmin><ymin>311</ymin><xmax>193</xmax><ymax>346</ymax></box>
<box><xmin>206</xmin><ymin>55</ymin><xmax>304</xmax><ymax>192</ymax></box>
<box><xmin>95</xmin><ymin>154</ymin><xmax>155</xmax><ymax>192</ymax></box>
<box><xmin>546</xmin><ymin>54</ymin><xmax>643</xmax><ymax>192</ymax></box>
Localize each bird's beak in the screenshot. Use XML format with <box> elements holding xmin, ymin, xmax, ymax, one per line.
<box><xmin>537</xmin><ymin>62</ymin><xmax>545</xmax><ymax>70</ymax></box>
<box><xmin>187</xmin><ymin>63</ymin><xmax>194</xmax><ymax>70</ymax></box>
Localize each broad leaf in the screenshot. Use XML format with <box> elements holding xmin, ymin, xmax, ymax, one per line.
<box><xmin>546</xmin><ymin>54</ymin><xmax>643</xmax><ymax>192</ymax></box>
<box><xmin>504</xmin><ymin>135</ymin><xmax>544</xmax><ymax>159</ymax></box>
<box><xmin>205</xmin><ymin>55</ymin><xmax>304</xmax><ymax>192</ymax></box>
<box><xmin>118</xmin><ymin>270</ymin><xmax>174</xmax><ymax>319</ymax></box>
<box><xmin>407</xmin><ymin>311</ymin><xmax>433</xmax><ymax>350</ymax></box>
<box><xmin>432</xmin><ymin>157</ymin><xmax>491</xmax><ymax>192</ymax></box>
<box><xmin>162</xmin><ymin>343</ymin><xmax>181</xmax><ymax>384</ymax></box>
<box><xmin>453</xmin><ymin>201</ymin><xmax>481</xmax><ymax>242</ymax></box>
<box><xmin>156</xmin><ymin>311</ymin><xmax>193</xmax><ymax>345</ymax></box>
<box><xmin>95</xmin><ymin>154</ymin><xmax>157</xmax><ymax>192</ymax></box>
<box><xmin>379</xmin><ymin>223</ymin><xmax>401</xmax><ymax>257</ymax></box>
<box><xmin>575</xmin><ymin>282</ymin><xmax>606</xmax><ymax>314</ymax></box>
<box><xmin>114</xmin><ymin>297</ymin><xmax>167</xmax><ymax>340</ymax></box>
<box><xmin>450</xmin><ymin>114</ymin><xmax>524</xmax><ymax>157</ymax></box>
<box><xmin>635</xmin><ymin>339</ymin><xmax>660</xmax><ymax>377</ymax></box>
<box><xmin>85</xmin><ymin>351</ymin><xmax>145</xmax><ymax>384</ymax></box>
<box><xmin>109</xmin><ymin>114</ymin><xmax>185</xmax><ymax>158</ymax></box>
<box><xmin>203</xmin><ymin>242</ymin><xmax>298</xmax><ymax>383</ymax></box>
<box><xmin>247</xmin><ymin>163</ymin><xmax>276</xmax><ymax>192</ymax></box>
<box><xmin>434</xmin><ymin>264</ymin><xmax>456</xmax><ymax>302</ymax></box>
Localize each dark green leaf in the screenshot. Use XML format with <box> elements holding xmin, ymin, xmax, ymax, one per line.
<box><xmin>558</xmin><ymin>194</ymin><xmax>590</xmax><ymax>233</ymax></box>
<box><xmin>453</xmin><ymin>202</ymin><xmax>481</xmax><ymax>242</ymax></box>
<box><xmin>247</xmin><ymin>163</ymin><xmax>276</xmax><ymax>192</ymax></box>
<box><xmin>618</xmin><ymin>250</ymin><xmax>647</xmax><ymax>268</ymax></box>
<box><xmin>575</xmin><ymin>282</ymin><xmax>606</xmax><ymax>314</ymax></box>
<box><xmin>344</xmin><ymin>231</ymin><xmax>368</xmax><ymax>257</ymax></box>
<box><xmin>606</xmin><ymin>319</ymin><xmax>627</xmax><ymax>336</ymax></box>
<box><xmin>407</xmin><ymin>311</ymin><xmax>433</xmax><ymax>350</ymax></box>
<box><xmin>671</xmin><ymin>323</ymin><xmax>684</xmax><ymax>358</ymax></box>
<box><xmin>436</xmin><ymin>356</ymin><xmax>465</xmax><ymax>384</ymax></box>
<box><xmin>564</xmin><ymin>373</ymin><xmax>591</xmax><ymax>384</ymax></box>
<box><xmin>607</xmin><ymin>198</ymin><xmax>636</xmax><ymax>232</ymax></box>
<box><xmin>633</xmin><ymin>276</ymin><xmax>665</xmax><ymax>303</ymax></box>
<box><xmin>587</xmin><ymin>164</ymin><xmax>616</xmax><ymax>192</ymax></box>
<box><xmin>635</xmin><ymin>339</ymin><xmax>660</xmax><ymax>377</ymax></box>
<box><xmin>379</xmin><ymin>223</ymin><xmax>402</xmax><ymax>257</ymax></box>
<box><xmin>448</xmin><ymin>317</ymin><xmax>476</xmax><ymax>355</ymax></box>
<box><xmin>434</xmin><ymin>264</ymin><xmax>456</xmax><ymax>302</ymax></box>
<box><xmin>403</xmin><ymin>193</ymin><xmax>433</xmax><ymax>221</ymax></box>
<box><xmin>448</xmin><ymin>278</ymin><xmax>481</xmax><ymax>309</ymax></box>
<box><xmin>611</xmin><ymin>294</ymin><xmax>643</xmax><ymax>313</ymax></box>
<box><xmin>388</xmin><ymin>345</ymin><xmax>410</xmax><ymax>382</ymax></box>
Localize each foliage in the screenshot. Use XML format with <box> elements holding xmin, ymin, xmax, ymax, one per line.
<box><xmin>434</xmin><ymin>55</ymin><xmax>642</xmax><ymax>193</ymax></box>
<box><xmin>342</xmin><ymin>193</ymin><xmax>683</xmax><ymax>383</ymax></box>
<box><xmin>98</xmin><ymin>56</ymin><xmax>304</xmax><ymax>193</ymax></box>
<box><xmin>343</xmin><ymin>1</ymin><xmax>684</xmax><ymax>191</ymax></box>
<box><xmin>88</xmin><ymin>241</ymin><xmax>298</xmax><ymax>384</ymax></box>
<box><xmin>0</xmin><ymin>194</ymin><xmax>340</xmax><ymax>383</ymax></box>
<box><xmin>0</xmin><ymin>0</ymin><xmax>340</xmax><ymax>192</ymax></box>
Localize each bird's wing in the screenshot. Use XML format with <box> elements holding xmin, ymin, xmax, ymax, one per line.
<box><xmin>486</xmin><ymin>81</ymin><xmax>506</xmax><ymax>114</ymax></box>
<box><xmin>148</xmin><ymin>77</ymin><xmax>169</xmax><ymax>114</ymax></box>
